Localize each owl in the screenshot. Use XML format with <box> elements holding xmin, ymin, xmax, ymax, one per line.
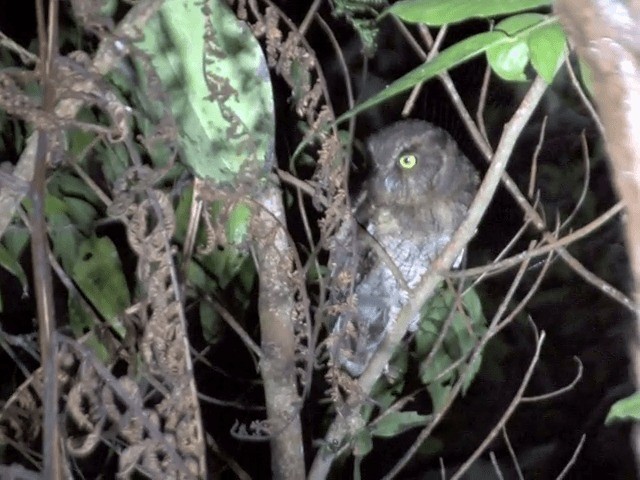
<box><xmin>329</xmin><ymin>119</ymin><xmax>479</xmax><ymax>376</ymax></box>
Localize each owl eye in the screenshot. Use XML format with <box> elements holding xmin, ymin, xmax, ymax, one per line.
<box><xmin>398</xmin><ymin>153</ymin><xmax>417</xmax><ymax>169</ymax></box>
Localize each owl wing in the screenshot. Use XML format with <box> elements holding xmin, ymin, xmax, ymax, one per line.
<box><xmin>328</xmin><ymin>208</ymin><xmax>397</xmax><ymax>376</ymax></box>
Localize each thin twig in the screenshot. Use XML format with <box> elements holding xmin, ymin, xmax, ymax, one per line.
<box><xmin>557</xmin><ymin>248</ymin><xmax>636</xmax><ymax>313</ymax></box>
<box><xmin>490</xmin><ymin>451</ymin><xmax>506</xmax><ymax>480</ymax></box>
<box><xmin>209</xmin><ymin>296</ymin><xmax>263</xmax><ymax>360</ymax></box>
<box><xmin>399</xmin><ymin>21</ymin><xmax>442</xmax><ymax>117</ymax></box>
<box><xmin>556</xmin><ymin>434</ymin><xmax>586</xmax><ymax>480</ymax></box>
<box><xmin>298</xmin><ymin>0</ymin><xmax>323</xmax><ymax>35</ymax></box>
<box><xmin>522</xmin><ymin>356</ymin><xmax>583</xmax><ymax>403</ymax></box>
<box><xmin>449</xmin><ymin>329</ymin><xmax>545</xmax><ymax>480</ymax></box>
<box><xmin>528</xmin><ymin>115</ymin><xmax>547</xmax><ymax>199</ymax></box>
<box><xmin>0</xmin><ymin>30</ymin><xmax>38</xmax><ymax>64</ymax></box>
<box><xmin>495</xmin><ymin>250</ymin><xmax>554</xmax><ymax>334</ymax></box>
<box><xmin>450</xmin><ymin>201</ymin><xmax>625</xmax><ymax>279</ymax></box>
<box><xmin>465</xmin><ymin>207</ymin><xmax>535</xmax><ymax>294</ymax></box>
<box><xmin>502</xmin><ymin>427</ymin><xmax>524</xmax><ymax>480</ymax></box>
<box><xmin>560</xmin><ymin>131</ymin><xmax>591</xmax><ymax>230</ymax></box>
<box><xmin>564</xmin><ymin>54</ymin><xmax>604</xmax><ymax>136</ymax></box>
<box><xmin>476</xmin><ymin>60</ymin><xmax>492</xmax><ymax>144</ymax></box>
<box><xmin>490</xmin><ymin>242</ymin><xmax>537</xmax><ymax>330</ymax></box>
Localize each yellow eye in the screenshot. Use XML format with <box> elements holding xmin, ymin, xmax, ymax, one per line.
<box><xmin>398</xmin><ymin>153</ymin><xmax>417</xmax><ymax>169</ymax></box>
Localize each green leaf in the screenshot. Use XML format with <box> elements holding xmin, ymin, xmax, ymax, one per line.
<box><xmin>333</xmin><ymin>0</ymin><xmax>385</xmax><ymax>56</ymax></box>
<box><xmin>487</xmin><ymin>39</ymin><xmax>529</xmax><ymax>81</ymax></box>
<box><xmin>461</xmin><ymin>354</ymin><xmax>483</xmax><ymax>394</ymax></box>
<box><xmin>462</xmin><ymin>287</ymin><xmax>484</xmax><ymax>325</ymax></box>
<box><xmin>47</xmin><ymin>212</ymin><xmax>82</xmax><ymax>272</ymax></box>
<box><xmin>226</xmin><ymin>202</ymin><xmax>251</xmax><ymax>245</ymax></box>
<box><xmin>385</xmin><ymin>0</ymin><xmax>552</xmax><ymax>26</ymax></box>
<box><xmin>84</xmin><ymin>334</ymin><xmax>112</xmax><ymax>364</ymax></box>
<box><xmin>414</xmin><ymin>318</ymin><xmax>439</xmax><ymax>357</ymax></box>
<box><xmin>68</xmin><ymin>293</ymin><xmax>92</xmax><ymax>337</ymax></box>
<box><xmin>606</xmin><ymin>392</ymin><xmax>640</xmax><ymax>425</ymax></box>
<box><xmin>427</xmin><ymin>382</ymin><xmax>452</xmax><ymax>412</ymax></box>
<box><xmin>335</xmin><ymin>14</ymin><xmax>559</xmax><ymax>124</ymax></box>
<box><xmin>68</xmin><ymin>296</ymin><xmax>114</xmax><ymax>364</ymax></box>
<box><xmin>237</xmin><ymin>256</ymin><xmax>256</xmax><ymax>294</ymax></box>
<box><xmin>174</xmin><ymin>185</ymin><xmax>195</xmax><ymax>243</ymax></box>
<box><xmin>91</xmin><ymin>142</ymin><xmax>126</xmax><ymax>184</ymax></box>
<box><xmin>47</xmin><ymin>171</ymin><xmax>101</xmax><ymax>206</ymax></box>
<box><xmin>2</xmin><ymin>227</ymin><xmax>29</xmax><ymax>260</ymax></box>
<box><xmin>415</xmin><ymin>286</ymin><xmax>486</xmax><ymax>394</ymax></box>
<box><xmin>64</xmin><ymin>197</ymin><xmax>98</xmax><ymax>231</ymax></box>
<box><xmin>420</xmin><ymin>351</ymin><xmax>455</xmax><ymax>385</ymax></box>
<box><xmin>187</xmin><ymin>260</ymin><xmax>214</xmax><ymax>292</ymax></box>
<box><xmin>0</xmin><ymin>243</ymin><xmax>28</xmax><ymax>294</ymax></box>
<box><xmin>528</xmin><ymin>22</ymin><xmax>566</xmax><ymax>84</ymax></box>
<box><xmin>137</xmin><ymin>0</ymin><xmax>275</xmax><ymax>183</ymax></box>
<box><xmin>0</xmin><ymin>227</ymin><xmax>29</xmax><ymax>294</ymax></box>
<box><xmin>352</xmin><ymin>430</ymin><xmax>373</xmax><ymax>457</ymax></box>
<box><xmin>371</xmin><ymin>411</ymin><xmax>429</xmax><ymax>438</ymax></box>
<box><xmin>200</xmin><ymin>300</ymin><xmax>223</xmax><ymax>344</ymax></box>
<box><xmin>337</xmin><ymin>30</ymin><xmax>501</xmax><ymax>123</ymax></box>
<box><xmin>449</xmin><ymin>312</ymin><xmax>476</xmax><ymax>354</ymax></box>
<box><xmin>71</xmin><ymin>236</ymin><xmax>129</xmax><ymax>338</ymax></box>
<box><xmin>486</xmin><ymin>14</ymin><xmax>546</xmax><ymax>82</ymax></box>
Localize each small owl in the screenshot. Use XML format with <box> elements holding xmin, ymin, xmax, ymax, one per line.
<box><xmin>329</xmin><ymin>120</ymin><xmax>479</xmax><ymax>376</ymax></box>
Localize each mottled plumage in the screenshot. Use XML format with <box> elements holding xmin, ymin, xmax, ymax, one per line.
<box><xmin>330</xmin><ymin>120</ymin><xmax>479</xmax><ymax>376</ymax></box>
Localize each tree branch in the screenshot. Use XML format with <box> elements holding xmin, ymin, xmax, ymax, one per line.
<box><xmin>252</xmin><ymin>182</ymin><xmax>305</xmax><ymax>480</ymax></box>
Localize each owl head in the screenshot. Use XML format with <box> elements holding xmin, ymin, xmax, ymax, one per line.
<box><xmin>365</xmin><ymin>120</ymin><xmax>476</xmax><ymax>207</ymax></box>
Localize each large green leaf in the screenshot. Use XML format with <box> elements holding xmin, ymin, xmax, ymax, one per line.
<box><xmin>137</xmin><ymin>0</ymin><xmax>275</xmax><ymax>183</ymax></box>
<box><xmin>385</xmin><ymin>0</ymin><xmax>551</xmax><ymax>25</ymax></box>
<box><xmin>336</xmin><ymin>17</ymin><xmax>557</xmax><ymax>124</ymax></box>
<box><xmin>336</xmin><ymin>31</ymin><xmax>501</xmax><ymax>124</ymax></box>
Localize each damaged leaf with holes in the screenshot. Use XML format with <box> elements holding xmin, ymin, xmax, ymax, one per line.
<box><xmin>137</xmin><ymin>0</ymin><xmax>275</xmax><ymax>183</ymax></box>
